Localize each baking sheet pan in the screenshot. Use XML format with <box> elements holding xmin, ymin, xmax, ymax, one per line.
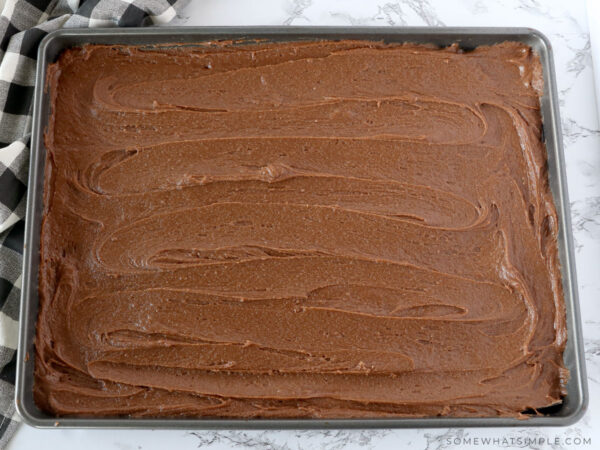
<box><xmin>15</xmin><ymin>26</ymin><xmax>588</xmax><ymax>428</ymax></box>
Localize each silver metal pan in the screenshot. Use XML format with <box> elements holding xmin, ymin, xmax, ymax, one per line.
<box><xmin>16</xmin><ymin>26</ymin><xmax>588</xmax><ymax>428</ymax></box>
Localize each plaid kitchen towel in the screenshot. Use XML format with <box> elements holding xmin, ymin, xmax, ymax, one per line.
<box><xmin>0</xmin><ymin>0</ymin><xmax>188</xmax><ymax>446</ymax></box>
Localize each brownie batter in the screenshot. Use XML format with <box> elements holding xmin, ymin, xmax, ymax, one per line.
<box><xmin>36</xmin><ymin>40</ymin><xmax>568</xmax><ymax>418</ymax></box>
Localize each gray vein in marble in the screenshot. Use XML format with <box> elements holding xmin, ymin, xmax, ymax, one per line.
<box><xmin>566</xmin><ymin>37</ymin><xmax>592</xmax><ymax>77</ymax></box>
<box><xmin>516</xmin><ymin>0</ymin><xmax>553</xmax><ymax>17</ymax></box>
<box><xmin>515</xmin><ymin>0</ymin><xmax>582</xmax><ymax>31</ymax></box>
<box><xmin>570</xmin><ymin>196</ymin><xmax>600</xmax><ymax>253</ymax></box>
<box><xmin>583</xmin><ymin>321</ymin><xmax>600</xmax><ymax>385</ymax></box>
<box><xmin>585</xmin><ymin>339</ymin><xmax>600</xmax><ymax>385</ymax></box>
<box><xmin>562</xmin><ymin>118</ymin><xmax>600</xmax><ymax>145</ymax></box>
<box><xmin>284</xmin><ymin>0</ymin><xmax>312</xmax><ymax>25</ymax></box>
<box><xmin>187</xmin><ymin>430</ymin><xmax>390</xmax><ymax>450</ymax></box>
<box><xmin>329</xmin><ymin>10</ymin><xmax>380</xmax><ymax>26</ymax></box>
<box><xmin>329</xmin><ymin>3</ymin><xmax>407</xmax><ymax>26</ymax></box>
<box><xmin>290</xmin><ymin>429</ymin><xmax>389</xmax><ymax>449</ymax></box>
<box><xmin>330</xmin><ymin>0</ymin><xmax>444</xmax><ymax>26</ymax></box>
<box><xmin>423</xmin><ymin>429</ymin><xmax>458</xmax><ymax>450</ymax></box>
<box><xmin>570</xmin><ymin>197</ymin><xmax>600</xmax><ymax>237</ymax></box>
<box><xmin>379</xmin><ymin>3</ymin><xmax>407</xmax><ymax>26</ymax></box>
<box><xmin>189</xmin><ymin>431</ymin><xmax>292</xmax><ymax>450</ymax></box>
<box><xmin>552</xmin><ymin>32</ymin><xmax>592</xmax><ymax>105</ymax></box>
<box><xmin>402</xmin><ymin>0</ymin><xmax>445</xmax><ymax>26</ymax></box>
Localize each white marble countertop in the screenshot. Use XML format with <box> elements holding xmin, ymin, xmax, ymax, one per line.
<box><xmin>8</xmin><ymin>0</ymin><xmax>599</xmax><ymax>448</ymax></box>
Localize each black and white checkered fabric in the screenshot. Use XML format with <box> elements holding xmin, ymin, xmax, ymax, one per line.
<box><xmin>0</xmin><ymin>0</ymin><xmax>187</xmax><ymax>446</ymax></box>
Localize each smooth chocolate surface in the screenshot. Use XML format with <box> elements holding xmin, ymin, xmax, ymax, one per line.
<box><xmin>36</xmin><ymin>40</ymin><xmax>567</xmax><ymax>418</ymax></box>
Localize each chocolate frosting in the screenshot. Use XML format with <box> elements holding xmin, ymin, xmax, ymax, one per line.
<box><xmin>36</xmin><ymin>40</ymin><xmax>568</xmax><ymax>418</ymax></box>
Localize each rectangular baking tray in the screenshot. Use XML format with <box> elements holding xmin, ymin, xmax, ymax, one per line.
<box><xmin>16</xmin><ymin>26</ymin><xmax>588</xmax><ymax>428</ymax></box>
